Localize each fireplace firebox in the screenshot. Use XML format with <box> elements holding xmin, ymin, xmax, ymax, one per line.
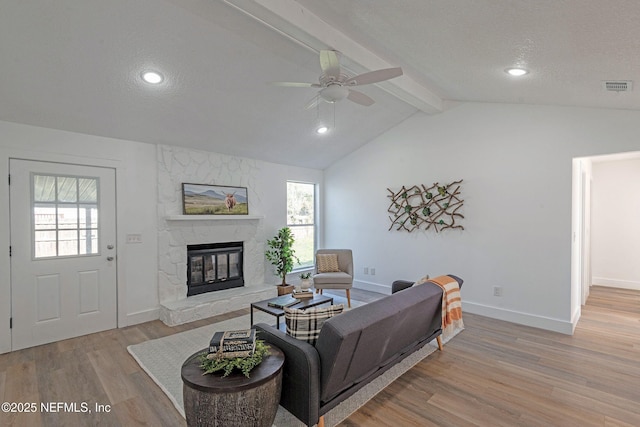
<box><xmin>186</xmin><ymin>242</ymin><xmax>244</xmax><ymax>296</ymax></box>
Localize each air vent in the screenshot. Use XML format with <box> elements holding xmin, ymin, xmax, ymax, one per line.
<box><xmin>603</xmin><ymin>80</ymin><xmax>633</xmax><ymax>92</ymax></box>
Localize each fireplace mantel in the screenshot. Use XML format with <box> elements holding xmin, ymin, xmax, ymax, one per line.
<box><xmin>165</xmin><ymin>215</ymin><xmax>264</xmax><ymax>221</ymax></box>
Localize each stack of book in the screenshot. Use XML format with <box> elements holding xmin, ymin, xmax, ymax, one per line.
<box><xmin>208</xmin><ymin>329</ymin><xmax>256</xmax><ymax>359</ymax></box>
<box><xmin>292</xmin><ymin>289</ymin><xmax>313</xmax><ymax>299</ymax></box>
<box><xmin>267</xmin><ymin>295</ymin><xmax>299</xmax><ymax>308</ymax></box>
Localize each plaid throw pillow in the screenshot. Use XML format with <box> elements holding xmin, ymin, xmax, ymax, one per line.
<box><xmin>316</xmin><ymin>254</ymin><xmax>340</xmax><ymax>273</ymax></box>
<box><xmin>284</xmin><ymin>304</ymin><xmax>344</xmax><ymax>345</ymax></box>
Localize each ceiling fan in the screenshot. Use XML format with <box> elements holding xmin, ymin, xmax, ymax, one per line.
<box><xmin>273</xmin><ymin>50</ymin><xmax>403</xmax><ymax>109</ymax></box>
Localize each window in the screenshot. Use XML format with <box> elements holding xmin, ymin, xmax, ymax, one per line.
<box><xmin>287</xmin><ymin>181</ymin><xmax>315</xmax><ymax>269</ymax></box>
<box><xmin>32</xmin><ymin>174</ymin><xmax>99</xmax><ymax>258</ymax></box>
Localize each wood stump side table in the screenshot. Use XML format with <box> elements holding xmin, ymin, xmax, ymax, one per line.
<box><xmin>181</xmin><ymin>345</ymin><xmax>284</xmax><ymax>427</ymax></box>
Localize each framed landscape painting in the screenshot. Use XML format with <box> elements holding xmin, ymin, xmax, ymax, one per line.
<box><xmin>182</xmin><ymin>183</ymin><xmax>249</xmax><ymax>215</ymax></box>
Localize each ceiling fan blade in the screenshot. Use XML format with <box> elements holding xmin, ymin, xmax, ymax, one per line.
<box><xmin>271</xmin><ymin>82</ymin><xmax>320</xmax><ymax>88</ymax></box>
<box><xmin>347</xmin><ymin>89</ymin><xmax>375</xmax><ymax>106</ymax></box>
<box><xmin>304</xmin><ymin>94</ymin><xmax>321</xmax><ymax>110</ymax></box>
<box><xmin>344</xmin><ymin>67</ymin><xmax>403</xmax><ymax>86</ymax></box>
<box><xmin>319</xmin><ymin>50</ymin><xmax>341</xmax><ymax>80</ymax></box>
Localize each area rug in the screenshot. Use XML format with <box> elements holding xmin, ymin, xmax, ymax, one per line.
<box><xmin>128</xmin><ymin>297</ymin><xmax>462</xmax><ymax>427</ymax></box>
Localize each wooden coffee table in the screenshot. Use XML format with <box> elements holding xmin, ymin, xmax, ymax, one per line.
<box><xmin>250</xmin><ymin>294</ymin><xmax>334</xmax><ymax>329</ymax></box>
<box><xmin>181</xmin><ymin>345</ymin><xmax>285</xmax><ymax>427</ymax></box>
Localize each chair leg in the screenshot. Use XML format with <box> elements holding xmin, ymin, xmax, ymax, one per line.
<box><xmin>345</xmin><ymin>289</ymin><xmax>351</xmax><ymax>308</ymax></box>
<box><xmin>437</xmin><ymin>335</ymin><xmax>443</xmax><ymax>351</ymax></box>
<box><xmin>318</xmin><ymin>415</ymin><xmax>325</xmax><ymax>427</ymax></box>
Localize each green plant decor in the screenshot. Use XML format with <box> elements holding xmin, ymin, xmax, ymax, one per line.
<box><xmin>265</xmin><ymin>227</ymin><xmax>299</xmax><ymax>286</ymax></box>
<box><xmin>199</xmin><ymin>340</ymin><xmax>270</xmax><ymax>378</ymax></box>
<box><xmin>299</xmin><ymin>272</ymin><xmax>311</xmax><ymax>279</ymax></box>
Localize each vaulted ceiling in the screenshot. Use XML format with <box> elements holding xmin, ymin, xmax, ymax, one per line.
<box><xmin>2</xmin><ymin>1</ymin><xmax>640</xmax><ymax>169</ymax></box>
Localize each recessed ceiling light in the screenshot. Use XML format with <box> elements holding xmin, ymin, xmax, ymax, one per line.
<box><xmin>505</xmin><ymin>67</ymin><xmax>528</xmax><ymax>77</ymax></box>
<box><xmin>141</xmin><ymin>70</ymin><xmax>164</xmax><ymax>84</ymax></box>
<box><xmin>316</xmin><ymin>126</ymin><xmax>329</xmax><ymax>135</ymax></box>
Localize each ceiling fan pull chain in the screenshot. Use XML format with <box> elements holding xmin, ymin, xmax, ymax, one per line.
<box><xmin>333</xmin><ymin>102</ymin><xmax>336</xmax><ymax>130</ymax></box>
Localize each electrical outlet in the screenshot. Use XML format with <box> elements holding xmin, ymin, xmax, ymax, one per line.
<box><xmin>493</xmin><ymin>286</ymin><xmax>502</xmax><ymax>297</ymax></box>
<box><xmin>370</xmin><ymin>268</ymin><xmax>376</xmax><ymax>276</ymax></box>
<box><xmin>363</xmin><ymin>267</ymin><xmax>369</xmax><ymax>275</ymax></box>
<box><xmin>126</xmin><ymin>234</ymin><xmax>142</xmax><ymax>244</ymax></box>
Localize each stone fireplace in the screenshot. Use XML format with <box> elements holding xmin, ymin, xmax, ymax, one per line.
<box><xmin>157</xmin><ymin>216</ymin><xmax>275</xmax><ymax>326</ymax></box>
<box><xmin>156</xmin><ymin>145</ymin><xmax>277</xmax><ymax>326</ymax></box>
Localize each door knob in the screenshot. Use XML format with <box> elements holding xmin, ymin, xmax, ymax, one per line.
<box><xmin>107</xmin><ymin>256</ymin><xmax>114</xmax><ymax>261</ymax></box>
<box><xmin>107</xmin><ymin>244</ymin><xmax>114</xmax><ymax>250</ymax></box>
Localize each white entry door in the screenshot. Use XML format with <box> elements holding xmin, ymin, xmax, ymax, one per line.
<box><xmin>9</xmin><ymin>159</ymin><xmax>117</xmax><ymax>350</ymax></box>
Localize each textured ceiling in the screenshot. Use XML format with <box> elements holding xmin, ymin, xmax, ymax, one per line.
<box><xmin>1</xmin><ymin>1</ymin><xmax>640</xmax><ymax>169</ymax></box>
<box><xmin>297</xmin><ymin>0</ymin><xmax>640</xmax><ymax>109</ymax></box>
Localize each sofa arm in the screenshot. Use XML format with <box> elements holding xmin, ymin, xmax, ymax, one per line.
<box><xmin>392</xmin><ymin>280</ymin><xmax>414</xmax><ymax>294</ymax></box>
<box><xmin>255</xmin><ymin>323</ymin><xmax>321</xmax><ymax>427</ymax></box>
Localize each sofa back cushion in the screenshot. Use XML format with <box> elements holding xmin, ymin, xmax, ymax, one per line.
<box><xmin>315</xmin><ymin>283</ymin><xmax>443</xmax><ymax>403</ymax></box>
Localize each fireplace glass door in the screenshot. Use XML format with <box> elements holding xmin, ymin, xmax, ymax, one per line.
<box><xmin>187</xmin><ymin>243</ymin><xmax>244</xmax><ymax>296</ymax></box>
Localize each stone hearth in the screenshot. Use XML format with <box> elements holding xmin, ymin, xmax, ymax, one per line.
<box><xmin>159</xmin><ymin>282</ymin><xmax>276</xmax><ymax>326</ymax></box>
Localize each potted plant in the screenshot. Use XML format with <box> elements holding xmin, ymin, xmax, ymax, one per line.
<box><xmin>199</xmin><ymin>340</ymin><xmax>270</xmax><ymax>378</ymax></box>
<box><xmin>266</xmin><ymin>227</ymin><xmax>299</xmax><ymax>295</ymax></box>
<box><xmin>299</xmin><ymin>272</ymin><xmax>312</xmax><ymax>290</ymax></box>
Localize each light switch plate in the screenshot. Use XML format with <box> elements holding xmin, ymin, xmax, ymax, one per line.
<box><xmin>126</xmin><ymin>234</ymin><xmax>142</xmax><ymax>244</ymax></box>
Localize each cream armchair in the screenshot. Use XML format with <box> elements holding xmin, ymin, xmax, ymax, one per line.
<box><xmin>313</xmin><ymin>249</ymin><xmax>353</xmax><ymax>307</ymax></box>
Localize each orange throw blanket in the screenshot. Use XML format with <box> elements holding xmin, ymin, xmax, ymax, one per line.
<box><xmin>428</xmin><ymin>275</ymin><xmax>463</xmax><ymax>328</ymax></box>
<box><xmin>418</xmin><ymin>275</ymin><xmax>464</xmax><ymax>341</ymax></box>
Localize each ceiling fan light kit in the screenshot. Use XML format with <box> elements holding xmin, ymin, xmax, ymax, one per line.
<box><xmin>320</xmin><ymin>85</ymin><xmax>349</xmax><ymax>103</ymax></box>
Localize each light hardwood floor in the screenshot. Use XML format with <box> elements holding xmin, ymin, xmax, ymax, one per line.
<box><xmin>1</xmin><ymin>286</ymin><xmax>638</xmax><ymax>426</ymax></box>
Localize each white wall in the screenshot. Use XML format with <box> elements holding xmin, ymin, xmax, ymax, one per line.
<box><xmin>591</xmin><ymin>157</ymin><xmax>640</xmax><ymax>290</ymax></box>
<box><xmin>323</xmin><ymin>102</ymin><xmax>640</xmax><ymax>334</ymax></box>
<box><xmin>0</xmin><ymin>120</ymin><xmax>159</xmax><ymax>354</ymax></box>
<box><xmin>0</xmin><ymin>120</ymin><xmax>323</xmax><ymax>353</ymax></box>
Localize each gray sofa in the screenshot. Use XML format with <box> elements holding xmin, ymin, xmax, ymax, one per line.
<box><xmin>255</xmin><ymin>275</ymin><xmax>463</xmax><ymax>427</ymax></box>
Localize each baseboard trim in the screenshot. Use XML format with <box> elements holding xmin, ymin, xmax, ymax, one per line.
<box><xmin>463</xmin><ymin>301</ymin><xmax>574</xmax><ymax>335</ymax></box>
<box><xmin>353</xmin><ymin>280</ymin><xmax>392</xmax><ymax>295</ymax></box>
<box><xmin>126</xmin><ymin>308</ymin><xmax>160</xmax><ymax>326</ymax></box>
<box><xmin>570</xmin><ymin>306</ymin><xmax>581</xmax><ymax>334</ymax></box>
<box><xmin>592</xmin><ymin>277</ymin><xmax>640</xmax><ymax>291</ymax></box>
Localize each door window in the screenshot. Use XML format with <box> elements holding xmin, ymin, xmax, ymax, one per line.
<box><xmin>32</xmin><ymin>174</ymin><xmax>99</xmax><ymax>258</ymax></box>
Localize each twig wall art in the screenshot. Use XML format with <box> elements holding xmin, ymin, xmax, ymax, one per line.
<box><xmin>387</xmin><ymin>180</ymin><xmax>464</xmax><ymax>232</ymax></box>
